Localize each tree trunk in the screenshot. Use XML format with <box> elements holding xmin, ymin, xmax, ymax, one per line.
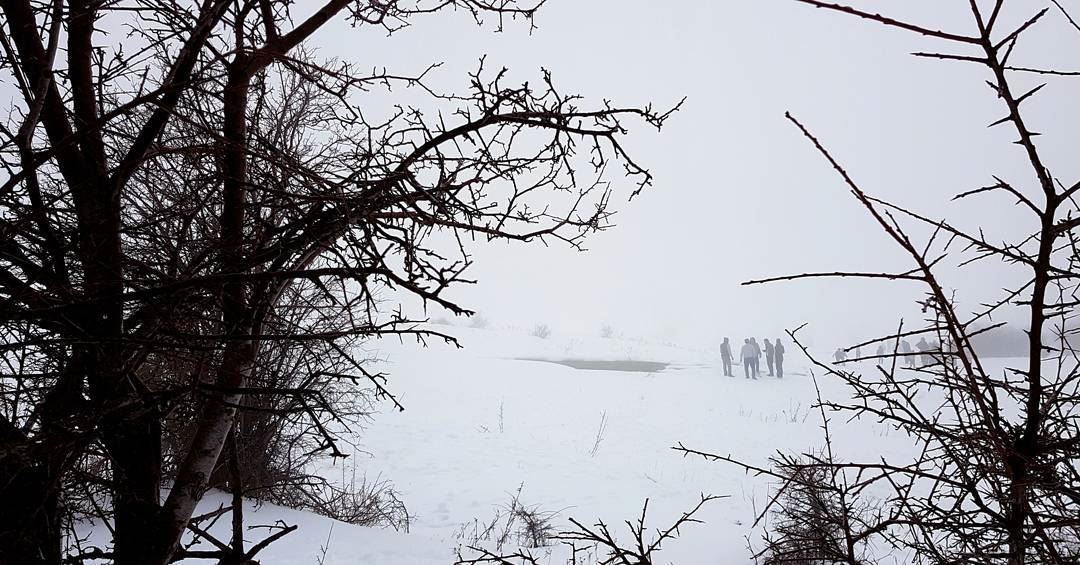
<box><xmin>106</xmin><ymin>407</ymin><xmax>165</xmax><ymax>565</ymax></box>
<box><xmin>142</xmin><ymin>57</ymin><xmax>257</xmax><ymax>565</ymax></box>
<box><xmin>0</xmin><ymin>467</ymin><xmax>61</xmax><ymax>564</ymax></box>
<box><xmin>0</xmin><ymin>423</ymin><xmax>61</xmax><ymax>565</ymax></box>
<box><xmin>149</xmin><ymin>345</ymin><xmax>255</xmax><ymax>565</ymax></box>
<box><xmin>79</xmin><ymin>189</ymin><xmax>159</xmax><ymax>565</ymax></box>
<box><xmin>1005</xmin><ymin>451</ymin><xmax>1029</xmax><ymax>565</ymax></box>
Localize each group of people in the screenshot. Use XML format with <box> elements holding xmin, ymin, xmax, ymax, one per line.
<box><xmin>718</xmin><ymin>337</ymin><xmax>786</xmax><ymax>379</ymax></box>
<box><xmin>716</xmin><ymin>334</ymin><xmax>952</xmax><ymax>379</ymax></box>
<box><xmin>833</xmin><ymin>337</ymin><xmax>949</xmax><ymax>368</ymax></box>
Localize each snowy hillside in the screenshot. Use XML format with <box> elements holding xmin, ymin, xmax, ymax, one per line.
<box><xmin>79</xmin><ymin>326</ymin><xmax>944</xmax><ymax>563</ymax></box>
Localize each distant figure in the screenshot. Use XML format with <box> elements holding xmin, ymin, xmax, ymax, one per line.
<box><xmin>741</xmin><ymin>339</ymin><xmax>756</xmax><ymax>379</ymax></box>
<box><xmin>931</xmin><ymin>339</ymin><xmax>943</xmax><ymax>366</ymax></box>
<box><xmin>900</xmin><ymin>339</ymin><xmax>915</xmax><ymax>367</ymax></box>
<box><xmin>876</xmin><ymin>344</ymin><xmax>885</xmax><ymax>358</ymax></box>
<box><xmin>854</xmin><ymin>346</ymin><xmax>862</xmax><ymax>361</ymax></box>
<box><xmin>720</xmin><ymin>337</ymin><xmax>734</xmax><ymax>377</ymax></box>
<box><xmin>916</xmin><ymin>337</ymin><xmax>931</xmax><ymax>366</ymax></box>
<box><xmin>763</xmin><ymin>338</ymin><xmax>776</xmax><ymax>376</ymax></box>
<box><xmin>834</xmin><ymin>348</ymin><xmax>847</xmax><ymax>363</ymax></box>
<box><xmin>774</xmin><ymin>338</ymin><xmax>786</xmax><ymax>378</ymax></box>
<box><xmin>750</xmin><ymin>337</ymin><xmax>762</xmax><ymax>378</ymax></box>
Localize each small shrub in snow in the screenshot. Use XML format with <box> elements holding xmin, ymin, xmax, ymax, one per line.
<box><xmin>276</xmin><ymin>469</ymin><xmax>410</xmax><ymax>532</ymax></box>
<box><xmin>469</xmin><ymin>315</ymin><xmax>490</xmax><ymax>329</ymax></box>
<box><xmin>455</xmin><ymin>484</ymin><xmax>558</xmax><ymax>554</ymax></box>
<box><xmin>757</xmin><ymin>452</ymin><xmax>882</xmax><ymax>565</ymax></box>
<box><xmin>514</xmin><ymin>505</ymin><xmax>558</xmax><ymax>550</ymax></box>
<box><xmin>531</xmin><ymin>324</ymin><xmax>552</xmax><ymax>340</ymax></box>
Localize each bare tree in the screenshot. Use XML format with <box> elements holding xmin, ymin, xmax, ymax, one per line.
<box><xmin>678</xmin><ymin>1</ymin><xmax>1080</xmax><ymax>564</ymax></box>
<box><xmin>0</xmin><ymin>2</ymin><xmax>678</xmax><ymax>563</ymax></box>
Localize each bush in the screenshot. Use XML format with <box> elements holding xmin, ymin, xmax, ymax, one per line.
<box><xmin>531</xmin><ymin>324</ymin><xmax>552</xmax><ymax>340</ymax></box>
<box><xmin>276</xmin><ymin>471</ymin><xmax>410</xmax><ymax>532</ymax></box>
<box><xmin>758</xmin><ymin>452</ymin><xmax>879</xmax><ymax>565</ymax></box>
<box><xmin>455</xmin><ymin>484</ymin><xmax>558</xmax><ymax>554</ymax></box>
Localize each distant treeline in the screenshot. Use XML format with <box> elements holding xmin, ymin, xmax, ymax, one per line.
<box><xmin>969</xmin><ymin>324</ymin><xmax>1055</xmax><ymax>358</ymax></box>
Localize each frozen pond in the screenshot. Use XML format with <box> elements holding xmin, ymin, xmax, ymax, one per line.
<box><xmin>516</xmin><ymin>357</ymin><xmax>669</xmax><ymax>373</ymax></box>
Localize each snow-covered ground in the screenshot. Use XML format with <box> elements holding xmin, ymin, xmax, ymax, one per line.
<box><xmin>79</xmin><ymin>325</ymin><xmax>974</xmax><ymax>563</ymax></box>
<box><xmin>230</xmin><ymin>325</ymin><xmax>934</xmax><ymax>564</ymax></box>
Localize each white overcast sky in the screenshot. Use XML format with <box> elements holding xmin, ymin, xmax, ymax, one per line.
<box><xmin>311</xmin><ymin>0</ymin><xmax>1080</xmax><ymax>349</ymax></box>
<box><xmin>6</xmin><ymin>1</ymin><xmax>1072</xmax><ymax>350</ymax></box>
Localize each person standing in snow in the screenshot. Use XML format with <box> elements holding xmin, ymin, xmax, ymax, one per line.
<box><xmin>750</xmin><ymin>337</ymin><xmax>762</xmax><ymax>377</ymax></box>
<box><xmin>916</xmin><ymin>337</ymin><xmax>931</xmax><ymax>366</ymax></box>
<box><xmin>930</xmin><ymin>339</ymin><xmax>943</xmax><ymax>366</ymax></box>
<box><xmin>834</xmin><ymin>348</ymin><xmax>847</xmax><ymax>363</ymax></box>
<box><xmin>741</xmin><ymin>338</ymin><xmax>756</xmax><ymax>379</ymax></box>
<box><xmin>900</xmin><ymin>339</ymin><xmax>915</xmax><ymax>367</ymax></box>
<box><xmin>719</xmin><ymin>337</ymin><xmax>734</xmax><ymax>377</ymax></box>
<box><xmin>763</xmin><ymin>338</ymin><xmax>776</xmax><ymax>376</ymax></box>
<box><xmin>774</xmin><ymin>338</ymin><xmax>786</xmax><ymax>378</ymax></box>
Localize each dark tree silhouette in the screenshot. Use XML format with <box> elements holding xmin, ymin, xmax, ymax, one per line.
<box><xmin>678</xmin><ymin>1</ymin><xmax>1080</xmax><ymax>564</ymax></box>
<box><xmin>0</xmin><ymin>2</ymin><xmax>677</xmax><ymax>563</ymax></box>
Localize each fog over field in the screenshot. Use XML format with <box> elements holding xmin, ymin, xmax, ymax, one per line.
<box><xmin>311</xmin><ymin>0</ymin><xmax>1080</xmax><ymax>347</ymax></box>
<box><xmin>2</xmin><ymin>1</ymin><xmax>1079</xmax><ymax>564</ymax></box>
